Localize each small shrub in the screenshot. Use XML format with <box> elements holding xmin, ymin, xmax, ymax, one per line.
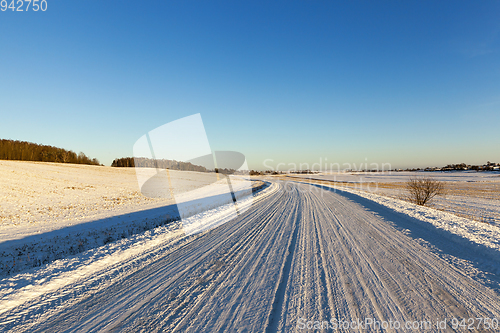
<box><xmin>404</xmin><ymin>176</ymin><xmax>445</xmax><ymax>206</ymax></box>
<box><xmin>103</xmin><ymin>236</ymin><xmax>115</xmax><ymax>245</ymax></box>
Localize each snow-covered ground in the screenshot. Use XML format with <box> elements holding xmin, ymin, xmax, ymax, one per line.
<box><xmin>0</xmin><ymin>183</ymin><xmax>277</xmax><ymax>327</ymax></box>
<box><xmin>2</xmin><ymin>163</ymin><xmax>500</xmax><ymax>332</ymax></box>
<box><xmin>0</xmin><ymin>161</ymin><xmax>262</xmax><ymax>277</ymax></box>
<box><xmin>2</xmin><ymin>181</ymin><xmax>500</xmax><ymax>332</ymax></box>
<box><xmin>288</xmin><ymin>171</ymin><xmax>500</xmax><ymax>226</ymax></box>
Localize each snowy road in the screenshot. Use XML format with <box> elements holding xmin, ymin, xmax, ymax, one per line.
<box><xmin>6</xmin><ymin>182</ymin><xmax>500</xmax><ymax>332</ymax></box>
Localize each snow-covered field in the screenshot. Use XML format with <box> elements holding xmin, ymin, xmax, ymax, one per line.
<box><xmin>0</xmin><ymin>161</ymin><xmax>172</xmax><ymax>237</ymax></box>
<box><xmin>290</xmin><ymin>170</ymin><xmax>500</xmax><ymax>183</ymax></box>
<box><xmin>0</xmin><ymin>161</ymin><xmax>262</xmax><ymax>277</ymax></box>
<box><xmin>288</xmin><ymin>171</ymin><xmax>500</xmax><ymax>226</ymax></box>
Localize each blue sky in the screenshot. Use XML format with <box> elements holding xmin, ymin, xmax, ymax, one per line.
<box><xmin>1</xmin><ymin>0</ymin><xmax>499</xmax><ymax>170</ymax></box>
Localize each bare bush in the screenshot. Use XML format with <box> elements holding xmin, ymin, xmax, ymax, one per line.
<box><xmin>404</xmin><ymin>176</ymin><xmax>445</xmax><ymax>206</ymax></box>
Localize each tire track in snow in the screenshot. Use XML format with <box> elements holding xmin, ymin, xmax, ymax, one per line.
<box><xmin>320</xmin><ymin>198</ymin><xmax>389</xmax><ymax>331</ymax></box>
<box><xmin>327</xmin><ymin>188</ymin><xmax>474</xmax><ymax>321</ymax></box>
<box><xmin>264</xmin><ymin>188</ymin><xmax>301</xmax><ymax>333</ymax></box>
<box><xmin>102</xmin><ymin>186</ymin><xmax>286</xmax><ymax>332</ymax></box>
<box><xmin>143</xmin><ymin>189</ymin><xmax>290</xmax><ymax>331</ymax></box>
<box><xmin>155</xmin><ymin>186</ymin><xmax>300</xmax><ymax>332</ymax></box>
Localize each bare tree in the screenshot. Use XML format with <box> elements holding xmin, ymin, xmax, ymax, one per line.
<box><xmin>61</xmin><ymin>151</ymin><xmax>70</xmax><ymax>163</ymax></box>
<box><xmin>404</xmin><ymin>176</ymin><xmax>445</xmax><ymax>206</ymax></box>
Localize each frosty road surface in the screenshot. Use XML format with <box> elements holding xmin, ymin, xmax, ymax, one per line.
<box><xmin>5</xmin><ymin>182</ymin><xmax>500</xmax><ymax>332</ymax></box>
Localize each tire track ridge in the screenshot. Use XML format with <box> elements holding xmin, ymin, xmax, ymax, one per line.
<box><xmin>264</xmin><ymin>189</ymin><xmax>301</xmax><ymax>333</ymax></box>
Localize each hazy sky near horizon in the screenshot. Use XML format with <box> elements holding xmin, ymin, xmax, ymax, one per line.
<box><xmin>1</xmin><ymin>1</ymin><xmax>499</xmax><ymax>170</ymax></box>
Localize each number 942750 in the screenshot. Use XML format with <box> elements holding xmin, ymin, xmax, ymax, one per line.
<box><xmin>1</xmin><ymin>0</ymin><xmax>47</xmax><ymax>11</ymax></box>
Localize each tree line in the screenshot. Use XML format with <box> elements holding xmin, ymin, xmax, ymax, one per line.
<box><xmin>111</xmin><ymin>157</ymin><xmax>210</xmax><ymax>173</ymax></box>
<box><xmin>0</xmin><ymin>139</ymin><xmax>101</xmax><ymax>166</ymax></box>
<box><xmin>111</xmin><ymin>157</ymin><xmax>237</xmax><ymax>174</ymax></box>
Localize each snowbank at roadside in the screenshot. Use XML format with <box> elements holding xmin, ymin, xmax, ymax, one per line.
<box><xmin>324</xmin><ymin>184</ymin><xmax>500</xmax><ymax>253</ymax></box>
